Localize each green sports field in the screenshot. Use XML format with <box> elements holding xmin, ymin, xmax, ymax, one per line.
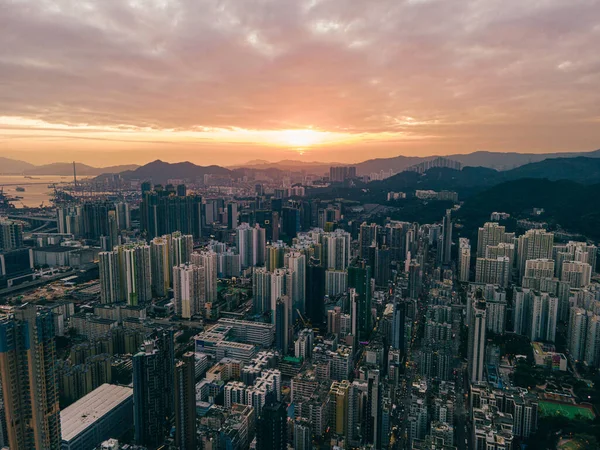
<box><xmin>539</xmin><ymin>401</ymin><xmax>595</xmax><ymax>420</ymax></box>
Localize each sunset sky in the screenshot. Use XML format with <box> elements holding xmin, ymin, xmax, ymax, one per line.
<box><xmin>1</xmin><ymin>0</ymin><xmax>600</xmax><ymax>166</ymax></box>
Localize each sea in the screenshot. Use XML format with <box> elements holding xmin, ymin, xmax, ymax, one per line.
<box><xmin>0</xmin><ymin>175</ymin><xmax>76</xmax><ymax>208</ymax></box>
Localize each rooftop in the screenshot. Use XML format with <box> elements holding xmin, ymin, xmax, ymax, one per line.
<box><xmin>60</xmin><ymin>384</ymin><xmax>133</xmax><ymax>442</ymax></box>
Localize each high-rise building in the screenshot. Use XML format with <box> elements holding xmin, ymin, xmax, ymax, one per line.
<box><xmin>117</xmin><ymin>243</ymin><xmax>152</xmax><ymax>305</ymax></box>
<box><xmin>468</xmin><ymin>300</ymin><xmax>486</xmax><ymax>383</ymax></box>
<box><xmin>375</xmin><ymin>246</ymin><xmax>391</xmax><ymax>287</ymax></box>
<box><xmin>359</xmin><ymin>223</ymin><xmax>379</xmax><ymax>260</ymax></box>
<box><xmin>0</xmin><ymin>305</ymin><xmax>62</xmax><ymax>449</ymax></box>
<box><xmin>568</xmin><ymin>307</ymin><xmax>589</xmax><ymax>362</ymax></box>
<box><xmin>348</xmin><ymin>263</ymin><xmax>373</xmax><ymax>342</ymax></box>
<box><xmin>171</xmin><ymin>232</ymin><xmax>194</xmax><ymax>267</ymax></box>
<box><xmin>150</xmin><ymin>236</ymin><xmax>170</xmax><ymax>298</ymax></box>
<box><xmin>133</xmin><ymin>330</ymin><xmax>174</xmax><ymax>448</ymax></box>
<box><xmin>306</xmin><ymin>260</ymin><xmax>326</xmax><ymax>325</ymax></box>
<box><xmin>329</xmin><ymin>166</ymin><xmax>356</xmax><ymax>182</ymax></box>
<box><xmin>107</xmin><ymin>210</ymin><xmax>120</xmax><ymax>251</ymax></box>
<box><xmin>275</xmin><ymin>298</ymin><xmax>289</xmax><ymax>355</ymax></box>
<box><xmin>475</xmin><ymin>256</ymin><xmax>510</xmax><ymax>287</ymax></box>
<box><xmin>114</xmin><ymin>202</ymin><xmax>130</xmax><ymax>231</ymax></box>
<box><xmin>253</xmin><ymin>268</ymin><xmax>272</xmax><ymax>315</ymax></box>
<box><xmin>530</xmin><ymin>293</ymin><xmax>558</xmax><ymax>342</ymax></box>
<box><xmin>330</xmin><ymin>380</ymin><xmax>350</xmax><ymax>437</ymax></box>
<box><xmin>257</xmin><ymin>399</ymin><xmax>287</xmax><ymax>450</ymax></box>
<box><xmin>236</xmin><ymin>223</ymin><xmax>266</xmax><ymax>269</ymax></box>
<box><xmin>513</xmin><ymin>287</ymin><xmax>532</xmax><ymax>336</ymax></box>
<box><xmin>293</xmin><ymin>419</ymin><xmax>312</xmax><ymax>450</ymax></box>
<box><xmin>554</xmin><ymin>241</ymin><xmax>597</xmax><ymax>274</ymax></box>
<box><xmin>408</xmin><ymin>260</ymin><xmax>422</xmax><ymax>298</ymax></box>
<box><xmin>322</xmin><ymin>229</ymin><xmax>351</xmax><ymax>270</ymax></box>
<box><xmin>191</xmin><ymin>250</ymin><xmax>218</xmax><ymax>303</ymax></box>
<box><xmin>0</xmin><ymin>219</ymin><xmax>24</xmax><ymax>251</ymax></box>
<box><xmin>585</xmin><ymin>315</ymin><xmax>600</xmax><ymax>368</ymax></box>
<box><xmin>140</xmin><ymin>191</ymin><xmax>203</xmax><ymax>239</ymax></box>
<box><xmin>459</xmin><ymin>238</ymin><xmax>471</xmax><ymax>282</ymax></box>
<box><xmin>286</xmin><ymin>251</ymin><xmax>306</xmax><ymax>321</ymax></box>
<box><xmin>517</xmin><ymin>229</ymin><xmax>554</xmax><ymax>277</ymax></box>
<box><xmin>477</xmin><ymin>222</ymin><xmax>514</xmax><ymax>257</ymax></box>
<box><xmin>441</xmin><ymin>209</ymin><xmax>453</xmax><ymax>265</ymax></box>
<box><xmin>325</xmin><ymin>270</ymin><xmax>347</xmax><ymax>297</ymax></box>
<box><xmin>522</xmin><ymin>258</ymin><xmax>555</xmax><ymax>289</ymax></box>
<box><xmin>82</xmin><ymin>201</ymin><xmax>112</xmax><ymax>241</ymax></box>
<box><xmin>561</xmin><ymin>261</ymin><xmax>592</xmax><ymax>288</ymax></box>
<box><xmin>98</xmin><ymin>251</ymin><xmax>120</xmax><ymax>304</ymax></box>
<box><xmin>174</xmin><ymin>352</ymin><xmax>197</xmax><ymax>450</ymax></box>
<box><xmin>227</xmin><ymin>202</ymin><xmax>239</xmax><ymax>230</ymax></box>
<box><xmin>391</xmin><ymin>299</ymin><xmax>407</xmax><ymax>352</ymax></box>
<box><xmin>172</xmin><ymin>264</ymin><xmax>203</xmax><ymax>318</ymax></box>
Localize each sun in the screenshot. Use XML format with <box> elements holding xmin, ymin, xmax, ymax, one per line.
<box><xmin>277</xmin><ymin>129</ymin><xmax>326</xmax><ymax>147</ymax></box>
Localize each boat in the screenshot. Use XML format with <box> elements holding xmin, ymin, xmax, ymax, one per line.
<box><xmin>16</xmin><ymin>186</ymin><xmax>25</xmax><ymax>192</ymax></box>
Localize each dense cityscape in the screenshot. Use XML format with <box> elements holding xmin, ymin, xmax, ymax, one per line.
<box><xmin>1</xmin><ymin>155</ymin><xmax>600</xmax><ymax>450</ymax></box>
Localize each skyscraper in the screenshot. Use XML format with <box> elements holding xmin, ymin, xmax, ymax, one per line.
<box><xmin>459</xmin><ymin>237</ymin><xmax>471</xmax><ymax>282</ymax></box>
<box><xmin>374</xmin><ymin>246</ymin><xmax>391</xmax><ymax>287</ymax></box>
<box><xmin>171</xmin><ymin>232</ymin><xmax>194</xmax><ymax>267</ymax></box>
<box><xmin>174</xmin><ymin>352</ymin><xmax>197</xmax><ymax>450</ymax></box>
<box><xmin>286</xmin><ymin>251</ymin><xmax>306</xmax><ymax>322</ymax></box>
<box><xmin>227</xmin><ymin>202</ymin><xmax>239</xmax><ymax>230</ymax></box>
<box><xmin>468</xmin><ymin>299</ymin><xmax>486</xmax><ymax>383</ymax></box>
<box><xmin>0</xmin><ymin>305</ymin><xmax>62</xmax><ymax>449</ymax></box>
<box><xmin>475</xmin><ymin>256</ymin><xmax>511</xmax><ymax>287</ymax></box>
<box><xmin>150</xmin><ymin>236</ymin><xmax>170</xmax><ymax>298</ymax></box>
<box><xmin>253</xmin><ymin>268</ymin><xmax>272</xmax><ymax>314</ymax></box>
<box><xmin>275</xmin><ymin>298</ymin><xmax>289</xmax><ymax>355</ymax></box>
<box><xmin>477</xmin><ymin>222</ymin><xmax>514</xmax><ymax>257</ymax></box>
<box><xmin>306</xmin><ymin>259</ymin><xmax>326</xmax><ymax>325</ymax></box>
<box><xmin>517</xmin><ymin>229</ymin><xmax>554</xmax><ymax>277</ymax></box>
<box><xmin>391</xmin><ymin>299</ymin><xmax>406</xmax><ymax>352</ymax></box>
<box><xmin>441</xmin><ymin>209</ymin><xmax>453</xmax><ymax>265</ymax></box>
<box><xmin>140</xmin><ymin>191</ymin><xmax>203</xmax><ymax>239</ymax></box>
<box><xmin>118</xmin><ymin>243</ymin><xmax>152</xmax><ymax>305</ymax></box>
<box><xmin>0</xmin><ymin>219</ymin><xmax>24</xmax><ymax>251</ymax></box>
<box><xmin>107</xmin><ymin>210</ymin><xmax>119</xmax><ymax>250</ymax></box>
<box><xmin>257</xmin><ymin>399</ymin><xmax>287</xmax><ymax>450</ymax></box>
<box><xmin>133</xmin><ymin>329</ymin><xmax>174</xmax><ymax>448</ymax></box>
<box><xmin>98</xmin><ymin>251</ymin><xmax>120</xmax><ymax>304</ymax></box>
<box><xmin>348</xmin><ymin>263</ymin><xmax>373</xmax><ymax>342</ymax></box>
<box><xmin>114</xmin><ymin>202</ymin><xmax>130</xmax><ymax>231</ymax></box>
<box><xmin>191</xmin><ymin>250</ymin><xmax>218</xmax><ymax>303</ymax></box>
<box><xmin>236</xmin><ymin>223</ymin><xmax>266</xmax><ymax>269</ymax></box>
<box><xmin>530</xmin><ymin>293</ymin><xmax>558</xmax><ymax>343</ymax></box>
<box><xmin>172</xmin><ymin>264</ymin><xmax>203</xmax><ymax>318</ymax></box>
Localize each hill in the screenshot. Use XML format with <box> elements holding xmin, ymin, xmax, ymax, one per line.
<box><xmin>23</xmin><ymin>162</ymin><xmax>139</xmax><ymax>176</ymax></box>
<box><xmin>456</xmin><ymin>178</ymin><xmax>600</xmax><ymax>240</ymax></box>
<box><xmin>0</xmin><ymin>157</ymin><xmax>37</xmax><ymax>174</ymax></box>
<box><xmin>501</xmin><ymin>157</ymin><xmax>600</xmax><ymax>183</ymax></box>
<box><xmin>449</xmin><ymin>149</ymin><xmax>600</xmax><ymax>171</ymax></box>
<box><xmin>113</xmin><ymin>160</ymin><xmax>231</xmax><ymax>184</ymax></box>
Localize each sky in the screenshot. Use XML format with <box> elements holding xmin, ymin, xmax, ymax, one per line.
<box><xmin>1</xmin><ymin>0</ymin><xmax>600</xmax><ymax>167</ymax></box>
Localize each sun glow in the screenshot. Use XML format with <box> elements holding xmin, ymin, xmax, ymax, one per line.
<box><xmin>276</xmin><ymin>129</ymin><xmax>328</xmax><ymax>147</ymax></box>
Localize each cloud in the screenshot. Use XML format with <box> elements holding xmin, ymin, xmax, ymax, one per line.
<box><xmin>1</xmin><ymin>0</ymin><xmax>599</xmax><ymax>162</ymax></box>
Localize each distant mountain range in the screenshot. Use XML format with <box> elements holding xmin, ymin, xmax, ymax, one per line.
<box><xmin>0</xmin><ymin>157</ymin><xmax>139</xmax><ymax>176</ymax></box>
<box><xmin>3</xmin><ymin>148</ymin><xmax>600</xmax><ymax>180</ymax></box>
<box><xmin>109</xmin><ymin>160</ymin><xmax>232</xmax><ymax>184</ymax></box>
<box><xmin>235</xmin><ymin>149</ymin><xmax>600</xmax><ymax>175</ymax></box>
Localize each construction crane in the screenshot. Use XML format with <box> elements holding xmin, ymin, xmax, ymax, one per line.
<box><xmin>296</xmin><ymin>309</ymin><xmax>311</xmax><ymax>329</ymax></box>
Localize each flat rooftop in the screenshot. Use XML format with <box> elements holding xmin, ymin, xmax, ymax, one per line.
<box><xmin>61</xmin><ymin>383</ymin><xmax>133</xmax><ymax>442</ymax></box>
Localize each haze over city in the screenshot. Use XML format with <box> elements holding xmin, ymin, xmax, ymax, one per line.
<box><xmin>3</xmin><ymin>2</ymin><xmax>600</xmax><ymax>450</ymax></box>
<box><xmin>2</xmin><ymin>0</ymin><xmax>600</xmax><ymax>166</ymax></box>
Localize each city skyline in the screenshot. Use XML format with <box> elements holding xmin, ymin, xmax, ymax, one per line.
<box><xmin>2</xmin><ymin>0</ymin><xmax>600</xmax><ymax>166</ymax></box>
